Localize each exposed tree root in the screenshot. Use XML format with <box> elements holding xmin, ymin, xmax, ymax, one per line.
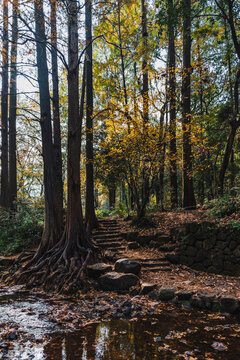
<box><xmin>3</xmin><ymin>233</ymin><xmax>100</xmax><ymax>294</ymax></box>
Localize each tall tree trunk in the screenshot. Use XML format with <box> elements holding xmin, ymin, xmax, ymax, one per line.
<box><xmin>219</xmin><ymin>123</ymin><xmax>237</xmax><ymax>195</ymax></box>
<box><xmin>141</xmin><ymin>0</ymin><xmax>150</xmax><ymax>208</ymax></box>
<box><xmin>8</xmin><ymin>0</ymin><xmax>94</xmax><ymax>293</ymax></box>
<box><xmin>168</xmin><ymin>0</ymin><xmax>178</xmax><ymax>209</ymax></box>
<box><xmin>197</xmin><ymin>41</ymin><xmax>205</xmax><ymax>205</ymax></box>
<box><xmin>34</xmin><ymin>0</ymin><xmax>60</xmax><ymax>253</ymax></box>
<box><xmin>50</xmin><ymin>0</ymin><xmax>63</xmax><ymax>227</ymax></box>
<box><xmin>108</xmin><ymin>185</ymin><xmax>116</xmax><ymax>210</ymax></box>
<box><xmin>230</xmin><ymin>149</ymin><xmax>234</xmax><ymax>190</ymax></box>
<box><xmin>9</xmin><ymin>0</ymin><xmax>18</xmax><ymax>211</ymax></box>
<box><xmin>1</xmin><ymin>0</ymin><xmax>9</xmax><ymax>209</ymax></box>
<box><xmin>181</xmin><ymin>0</ymin><xmax>196</xmax><ymax>209</ymax></box>
<box><xmin>117</xmin><ymin>0</ymin><xmax>131</xmax><ymax>132</ymax></box>
<box><xmin>159</xmin><ymin>102</ymin><xmax>167</xmax><ymax>211</ymax></box>
<box><xmin>216</xmin><ymin>0</ymin><xmax>240</xmax><ymax>195</ymax></box>
<box><xmin>85</xmin><ymin>0</ymin><xmax>98</xmax><ymax>233</ymax></box>
<box><xmin>141</xmin><ymin>0</ymin><xmax>149</xmax><ymax>125</ymax></box>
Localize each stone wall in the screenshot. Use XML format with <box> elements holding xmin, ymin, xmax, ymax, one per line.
<box><xmin>170</xmin><ymin>222</ymin><xmax>240</xmax><ymax>275</ymax></box>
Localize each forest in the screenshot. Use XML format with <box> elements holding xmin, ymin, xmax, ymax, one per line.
<box><xmin>0</xmin><ymin>0</ymin><xmax>240</xmax><ymax>359</ymax></box>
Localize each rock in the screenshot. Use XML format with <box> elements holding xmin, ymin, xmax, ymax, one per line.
<box><xmin>193</xmin><ymin>262</ymin><xmax>206</xmax><ymax>271</ymax></box>
<box><xmin>158</xmin><ymin>288</ymin><xmax>175</xmax><ymax>301</ymax></box>
<box><xmin>115</xmin><ymin>258</ymin><xmax>141</xmax><ymax>275</ymax></box>
<box><xmin>190</xmin><ymin>295</ymin><xmax>204</xmax><ymax>309</ymax></box>
<box><xmin>128</xmin><ymin>242</ymin><xmax>140</xmax><ymax>250</ymax></box>
<box><xmin>200</xmin><ymin>295</ymin><xmax>215</xmax><ymax>310</ymax></box>
<box><xmin>137</xmin><ymin>235</ymin><xmax>152</xmax><ymax>246</ymax></box>
<box><xmin>220</xmin><ymin>296</ymin><xmax>240</xmax><ymax>314</ymax></box>
<box><xmin>8</xmin><ymin>332</ymin><xmax>18</xmax><ymax>340</ymax></box>
<box><xmin>87</xmin><ymin>263</ymin><xmax>112</xmax><ymax>279</ymax></box>
<box><xmin>148</xmin><ymin>289</ymin><xmax>159</xmax><ymax>300</ymax></box>
<box><xmin>223</xmin><ymin>261</ymin><xmax>237</xmax><ymax>275</ymax></box>
<box><xmin>99</xmin><ymin>272</ymin><xmax>139</xmax><ymax>291</ymax></box>
<box><xmin>149</xmin><ymin>240</ymin><xmax>158</xmax><ymax>248</ymax></box>
<box><xmin>123</xmin><ymin>307</ymin><xmax>131</xmax><ymax>316</ymax></box>
<box><xmin>140</xmin><ymin>282</ymin><xmax>157</xmax><ymax>295</ymax></box>
<box><xmin>234</xmin><ymin>245</ymin><xmax>240</xmax><ymax>257</ymax></box>
<box><xmin>165</xmin><ymin>253</ymin><xmax>179</xmax><ymax>264</ymax></box>
<box><xmin>195</xmin><ymin>249</ymin><xmax>207</xmax><ymax>262</ymax></box>
<box><xmin>229</xmin><ymin>240</ymin><xmax>238</xmax><ymax>250</ymax></box>
<box><xmin>122</xmin><ymin>231</ymin><xmax>139</xmax><ymax>241</ymax></box>
<box><xmin>176</xmin><ymin>291</ymin><xmax>193</xmax><ymax>301</ymax></box>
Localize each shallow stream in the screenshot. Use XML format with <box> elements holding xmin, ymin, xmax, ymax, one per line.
<box><xmin>0</xmin><ymin>287</ymin><xmax>240</xmax><ymax>359</ymax></box>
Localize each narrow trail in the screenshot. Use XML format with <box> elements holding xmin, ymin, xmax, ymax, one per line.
<box><xmin>93</xmin><ymin>218</ymin><xmax>174</xmax><ymax>273</ymax></box>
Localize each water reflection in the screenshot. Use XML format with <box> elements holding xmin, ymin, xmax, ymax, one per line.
<box><xmin>43</xmin><ymin>314</ymin><xmax>240</xmax><ymax>360</ymax></box>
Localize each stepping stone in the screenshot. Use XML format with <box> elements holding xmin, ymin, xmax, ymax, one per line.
<box><xmin>115</xmin><ymin>259</ymin><xmax>141</xmax><ymax>275</ymax></box>
<box><xmin>176</xmin><ymin>291</ymin><xmax>193</xmax><ymax>301</ymax></box>
<box><xmin>140</xmin><ymin>282</ymin><xmax>157</xmax><ymax>295</ymax></box>
<box><xmin>99</xmin><ymin>272</ymin><xmax>139</xmax><ymax>291</ymax></box>
<box><xmin>158</xmin><ymin>288</ymin><xmax>176</xmax><ymax>301</ymax></box>
<box><xmin>87</xmin><ymin>263</ymin><xmax>112</xmax><ymax>279</ymax></box>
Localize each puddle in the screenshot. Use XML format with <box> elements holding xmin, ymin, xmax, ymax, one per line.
<box><xmin>0</xmin><ymin>288</ymin><xmax>240</xmax><ymax>359</ymax></box>
<box><xmin>44</xmin><ymin>315</ymin><xmax>240</xmax><ymax>359</ymax></box>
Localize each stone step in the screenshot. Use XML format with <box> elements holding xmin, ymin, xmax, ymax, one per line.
<box><xmin>94</xmin><ymin>229</ymin><xmax>120</xmax><ymax>235</ymax></box>
<box><xmin>158</xmin><ymin>245</ymin><xmax>175</xmax><ymax>252</ymax></box>
<box><xmin>93</xmin><ymin>233</ymin><xmax>121</xmax><ymax>239</ymax></box>
<box><xmin>95</xmin><ymin>238</ymin><xmax>123</xmax><ymax>244</ymax></box>
<box><xmin>97</xmin><ymin>242</ymin><xmax>123</xmax><ymax>249</ymax></box>
<box><xmin>108</xmin><ymin>247</ymin><xmax>126</xmax><ymax>251</ymax></box>
<box><xmin>141</xmin><ymin>267</ymin><xmax>172</xmax><ymax>272</ymax></box>
<box><xmin>99</xmin><ymin>221</ymin><xmax>118</xmax><ymax>225</ymax></box>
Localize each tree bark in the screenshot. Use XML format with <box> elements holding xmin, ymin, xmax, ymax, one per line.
<box><xmin>85</xmin><ymin>0</ymin><xmax>98</xmax><ymax>233</ymax></box>
<box><xmin>50</xmin><ymin>0</ymin><xmax>63</xmax><ymax>227</ymax></box>
<box><xmin>168</xmin><ymin>0</ymin><xmax>178</xmax><ymax>209</ymax></box>
<box><xmin>108</xmin><ymin>185</ymin><xmax>116</xmax><ymax>210</ymax></box>
<box><xmin>1</xmin><ymin>0</ymin><xmax>9</xmax><ymax>209</ymax></box>
<box><xmin>34</xmin><ymin>0</ymin><xmax>60</xmax><ymax>253</ymax></box>
<box><xmin>66</xmin><ymin>0</ymin><xmax>89</xmax><ymax>249</ymax></box>
<box><xmin>9</xmin><ymin>0</ymin><xmax>18</xmax><ymax>211</ymax></box>
<box><xmin>219</xmin><ymin>123</ymin><xmax>237</xmax><ymax>195</ymax></box>
<box><xmin>181</xmin><ymin>0</ymin><xmax>196</xmax><ymax>209</ymax></box>
<box><xmin>141</xmin><ymin>0</ymin><xmax>149</xmax><ymax>125</ymax></box>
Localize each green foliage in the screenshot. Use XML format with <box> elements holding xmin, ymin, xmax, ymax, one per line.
<box><xmin>95</xmin><ymin>208</ymin><xmax>111</xmax><ymax>218</ymax></box>
<box><xmin>229</xmin><ymin>221</ymin><xmax>240</xmax><ymax>230</ymax></box>
<box><xmin>110</xmin><ymin>202</ymin><xmax>128</xmax><ymax>218</ymax></box>
<box><xmin>0</xmin><ymin>200</ymin><xmax>43</xmax><ymax>255</ymax></box>
<box><xmin>205</xmin><ymin>194</ymin><xmax>240</xmax><ymax>219</ymax></box>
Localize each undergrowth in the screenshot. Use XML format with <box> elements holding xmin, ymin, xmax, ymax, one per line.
<box><xmin>0</xmin><ymin>200</ymin><xmax>43</xmax><ymax>255</ymax></box>
<box><xmin>204</xmin><ymin>193</ymin><xmax>240</xmax><ymax>219</ymax></box>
